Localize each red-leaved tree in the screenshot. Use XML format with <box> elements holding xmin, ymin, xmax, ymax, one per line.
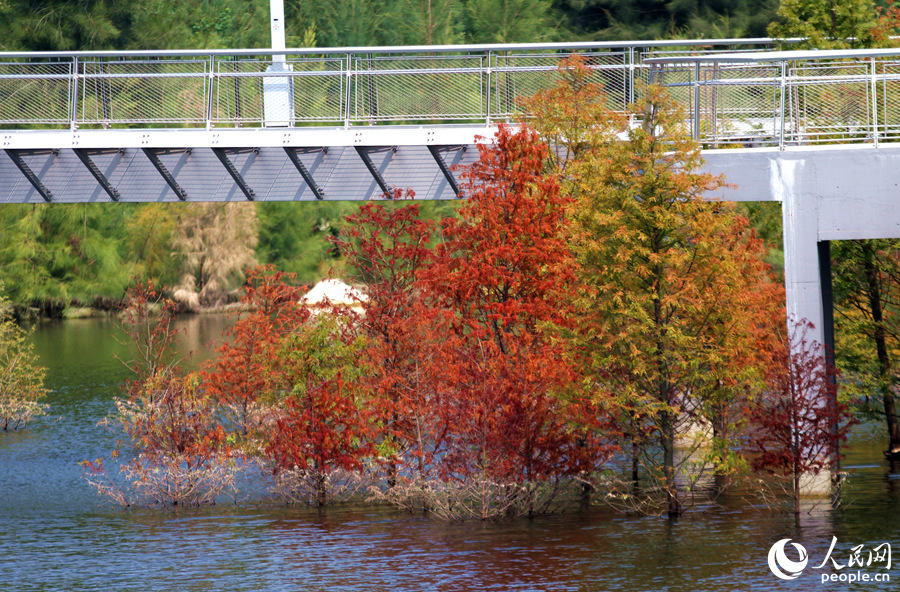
<box><xmin>264</xmin><ymin>313</ymin><xmax>374</xmax><ymax>506</ymax></box>
<box><xmin>418</xmin><ymin>124</ymin><xmax>611</xmax><ymax>518</ymax></box>
<box><xmin>201</xmin><ymin>266</ymin><xmax>308</xmax><ymax>449</ymax></box>
<box><xmin>335</xmin><ymin>195</ymin><xmax>450</xmax><ymax>492</ymax></box>
<box><xmin>747</xmin><ymin>318</ymin><xmax>856</xmax><ymax>514</ymax></box>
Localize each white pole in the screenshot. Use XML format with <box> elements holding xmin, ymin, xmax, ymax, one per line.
<box><xmin>270</xmin><ymin>0</ymin><xmax>286</xmax><ymax>63</ymax></box>
<box><xmin>264</xmin><ymin>0</ymin><xmax>292</xmax><ymax>125</ymax></box>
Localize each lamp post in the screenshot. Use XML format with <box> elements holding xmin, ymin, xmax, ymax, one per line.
<box><xmin>264</xmin><ymin>0</ymin><xmax>293</xmax><ymax>126</ymax></box>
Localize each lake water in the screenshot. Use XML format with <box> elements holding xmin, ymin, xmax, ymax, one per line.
<box><xmin>2</xmin><ymin>315</ymin><xmax>899</xmax><ymax>591</ymax></box>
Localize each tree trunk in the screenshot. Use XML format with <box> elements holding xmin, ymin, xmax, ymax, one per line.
<box><xmin>661</xmin><ymin>409</ymin><xmax>679</xmax><ymax>516</ymax></box>
<box><xmin>712</xmin><ymin>408</ymin><xmax>729</xmax><ymax>492</ymax></box>
<box><xmin>861</xmin><ymin>242</ymin><xmax>900</xmax><ymax>458</ymax></box>
<box><xmin>631</xmin><ymin>431</ymin><xmax>640</xmax><ymax>493</ymax></box>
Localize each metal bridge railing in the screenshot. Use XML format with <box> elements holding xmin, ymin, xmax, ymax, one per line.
<box><xmin>647</xmin><ymin>48</ymin><xmax>900</xmax><ymax>149</ymax></box>
<box><xmin>10</xmin><ymin>39</ymin><xmax>900</xmax><ymax>151</ymax></box>
<box><xmin>0</xmin><ymin>39</ymin><xmax>778</xmax><ymax>131</ymax></box>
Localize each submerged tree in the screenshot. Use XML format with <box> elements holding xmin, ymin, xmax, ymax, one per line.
<box><xmin>334</xmin><ymin>196</ymin><xmax>445</xmax><ymax>490</ymax></box>
<box><xmin>264</xmin><ymin>313</ymin><xmax>373</xmax><ymax>507</ymax></box>
<box><xmin>418</xmin><ymin>124</ymin><xmax>610</xmax><ymax>518</ymax></box>
<box><xmin>84</xmin><ymin>283</ymin><xmax>236</xmax><ymax>507</ymax></box>
<box><xmin>201</xmin><ymin>266</ymin><xmax>308</xmax><ymax>447</ymax></box>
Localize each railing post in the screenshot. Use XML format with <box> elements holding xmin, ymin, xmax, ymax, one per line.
<box><xmin>485</xmin><ymin>51</ymin><xmax>492</xmax><ymax>126</ymax></box>
<box><xmin>628</xmin><ymin>46</ymin><xmax>635</xmax><ymax>107</ymax></box>
<box><xmin>871</xmin><ymin>57</ymin><xmax>879</xmax><ymax>147</ymax></box>
<box><xmin>693</xmin><ymin>62</ymin><xmax>701</xmax><ymax>141</ymax></box>
<box><xmin>207</xmin><ymin>54</ymin><xmax>215</xmax><ymax>130</ymax></box>
<box><xmin>344</xmin><ymin>52</ymin><xmax>353</xmax><ymax>128</ymax></box>
<box><xmin>70</xmin><ymin>56</ymin><xmax>79</xmax><ymax>131</ymax></box>
<box><xmin>779</xmin><ymin>61</ymin><xmax>787</xmax><ymax>150</ymax></box>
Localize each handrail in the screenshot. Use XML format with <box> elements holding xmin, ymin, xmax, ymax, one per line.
<box><xmin>646</xmin><ymin>46</ymin><xmax>900</xmax><ymax>149</ymax></box>
<box><xmin>0</xmin><ymin>38</ymin><xmax>785</xmax><ymax>131</ymax></box>
<box><xmin>7</xmin><ymin>36</ymin><xmax>900</xmax><ymax>152</ymax></box>
<box><xmin>0</xmin><ymin>38</ymin><xmax>791</xmax><ymax>59</ymax></box>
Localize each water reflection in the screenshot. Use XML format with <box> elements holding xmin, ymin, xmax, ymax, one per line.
<box><xmin>1</xmin><ymin>315</ymin><xmax>898</xmax><ymax>591</ymax></box>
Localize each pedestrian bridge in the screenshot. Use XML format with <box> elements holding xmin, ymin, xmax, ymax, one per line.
<box><xmin>5</xmin><ymin>38</ymin><xmax>900</xmax><ymax>349</ymax></box>
<box><xmin>0</xmin><ymin>37</ymin><xmax>801</xmax><ymax>203</ymax></box>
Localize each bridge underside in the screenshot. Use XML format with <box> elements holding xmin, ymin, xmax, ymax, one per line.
<box><xmin>0</xmin><ymin>127</ymin><xmax>490</xmax><ymax>203</ymax></box>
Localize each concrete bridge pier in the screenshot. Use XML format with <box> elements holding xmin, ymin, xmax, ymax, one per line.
<box><xmin>703</xmin><ymin>144</ymin><xmax>900</xmax><ymax>494</ymax></box>
<box><xmin>703</xmin><ymin>144</ymin><xmax>900</xmax><ymax>357</ymax></box>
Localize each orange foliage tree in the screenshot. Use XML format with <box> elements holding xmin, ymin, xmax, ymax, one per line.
<box><xmin>523</xmin><ymin>57</ymin><xmax>784</xmax><ymax>515</ymax></box>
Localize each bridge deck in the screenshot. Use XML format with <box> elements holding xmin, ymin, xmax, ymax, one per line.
<box><xmin>3</xmin><ymin>39</ymin><xmax>900</xmax><ymax>203</ymax></box>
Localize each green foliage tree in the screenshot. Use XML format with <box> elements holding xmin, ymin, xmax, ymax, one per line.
<box><xmin>768</xmin><ymin>0</ymin><xmax>881</xmax><ymax>48</ymax></box>
<box><xmin>832</xmin><ymin>240</ymin><xmax>900</xmax><ymax>460</ymax></box>
<box><xmin>0</xmin><ymin>204</ymin><xmax>135</xmax><ymax>315</ymax></box>
<box><xmin>557</xmin><ymin>0</ymin><xmax>779</xmax><ymax>41</ymax></box>
<box><xmin>256</xmin><ymin>201</ymin><xmax>356</xmax><ymax>283</ymax></box>
<box><xmin>383</xmin><ymin>0</ymin><xmax>464</xmax><ymax>45</ymax></box>
<box><xmin>0</xmin><ymin>0</ymin><xmax>128</xmax><ymax>51</ymax></box>
<box><xmin>0</xmin><ymin>290</ymin><xmax>48</xmax><ymax>431</ymax></box>
<box><xmin>465</xmin><ymin>0</ymin><xmax>557</xmax><ymax>43</ymax></box>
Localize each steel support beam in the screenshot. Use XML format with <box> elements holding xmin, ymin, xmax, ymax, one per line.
<box><xmin>427</xmin><ymin>145</ymin><xmax>465</xmax><ymax>197</ymax></box>
<box><xmin>142</xmin><ymin>148</ymin><xmax>190</xmax><ymax>201</ymax></box>
<box><xmin>212</xmin><ymin>147</ymin><xmax>258</xmax><ymax>201</ymax></box>
<box><xmin>355</xmin><ymin>146</ymin><xmax>396</xmax><ymax>198</ymax></box>
<box><xmin>283</xmin><ymin>147</ymin><xmax>326</xmax><ymax>200</ymax></box>
<box><xmin>5</xmin><ymin>149</ymin><xmax>57</xmax><ymax>202</ymax></box>
<box><xmin>73</xmin><ymin>148</ymin><xmax>122</xmax><ymax>202</ymax></box>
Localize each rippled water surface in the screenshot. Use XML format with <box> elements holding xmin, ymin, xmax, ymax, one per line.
<box><xmin>2</xmin><ymin>315</ymin><xmax>899</xmax><ymax>591</ymax></box>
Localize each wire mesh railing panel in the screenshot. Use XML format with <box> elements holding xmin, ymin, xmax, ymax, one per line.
<box><xmin>878</xmin><ymin>61</ymin><xmax>900</xmax><ymax>142</ymax></box>
<box><xmin>652</xmin><ymin>64</ymin><xmax>696</xmax><ymax>129</ymax></box>
<box><xmin>785</xmin><ymin>62</ymin><xmax>873</xmax><ymax>144</ymax></box>
<box><xmin>213</xmin><ymin>56</ymin><xmax>346</xmax><ymax>125</ymax></box>
<box><xmin>490</xmin><ymin>51</ymin><xmax>628</xmax><ymax>119</ymax></box>
<box><xmin>0</xmin><ymin>61</ymin><xmax>71</xmax><ymax>125</ymax></box>
<box><xmin>213</xmin><ymin>58</ymin><xmax>265</xmax><ymax>125</ymax></box>
<box><xmin>290</xmin><ymin>58</ymin><xmax>345</xmax><ymax>122</ymax></box>
<box><xmin>699</xmin><ymin>64</ymin><xmax>782</xmax><ymax>147</ymax></box>
<box><xmin>350</xmin><ymin>55</ymin><xmax>485</xmax><ymax>123</ymax></box>
<box><xmin>78</xmin><ymin>58</ymin><xmax>208</xmax><ymax>126</ymax></box>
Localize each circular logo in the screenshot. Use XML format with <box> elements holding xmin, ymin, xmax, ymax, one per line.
<box><xmin>768</xmin><ymin>538</ymin><xmax>809</xmax><ymax>581</ymax></box>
